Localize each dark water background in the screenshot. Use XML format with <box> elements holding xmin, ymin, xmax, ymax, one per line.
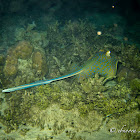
<box><xmin>0</xmin><ymin>0</ymin><xmax>140</xmax><ymax>51</ymax></box>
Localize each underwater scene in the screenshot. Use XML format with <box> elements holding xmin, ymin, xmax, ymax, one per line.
<box><xmin>0</xmin><ymin>0</ymin><xmax>140</xmax><ymax>139</ymax></box>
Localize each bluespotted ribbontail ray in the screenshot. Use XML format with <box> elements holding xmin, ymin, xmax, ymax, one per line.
<box><xmin>2</xmin><ymin>50</ymin><xmax>118</xmax><ymax>92</ymax></box>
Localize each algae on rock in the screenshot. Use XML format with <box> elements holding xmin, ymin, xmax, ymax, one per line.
<box><xmin>130</xmin><ymin>78</ymin><xmax>140</xmax><ymax>93</ymax></box>
<box><xmin>80</xmin><ymin>73</ymin><xmax>107</xmax><ymax>94</ymax></box>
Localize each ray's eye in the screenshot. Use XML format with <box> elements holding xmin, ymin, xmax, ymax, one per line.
<box><xmin>106</xmin><ymin>51</ymin><xmax>111</xmax><ymax>57</ymax></box>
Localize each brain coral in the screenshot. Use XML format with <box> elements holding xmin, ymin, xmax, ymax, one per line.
<box><xmin>4</xmin><ymin>41</ymin><xmax>33</xmax><ymax>77</ymax></box>
<box><xmin>12</xmin><ymin>41</ymin><xmax>33</xmax><ymax>59</ymax></box>
<box><xmin>3</xmin><ymin>55</ymin><xmax>18</xmax><ymax>77</ymax></box>
<box><xmin>32</xmin><ymin>50</ymin><xmax>47</xmax><ymax>76</ymax></box>
<box><xmin>4</xmin><ymin>64</ymin><xmax>18</xmax><ymax>77</ymax></box>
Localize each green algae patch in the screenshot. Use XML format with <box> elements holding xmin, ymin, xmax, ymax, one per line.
<box><xmin>60</xmin><ymin>91</ymin><xmax>83</xmax><ymax>110</ymax></box>
<box><xmin>120</xmin><ymin>45</ymin><xmax>140</xmax><ymax>71</ymax></box>
<box><xmin>77</xmin><ymin>81</ymin><xmax>136</xmax><ymax>117</ymax></box>
<box><xmin>35</xmin><ymin>84</ymin><xmax>61</xmax><ymax>109</ymax></box>
<box><xmin>0</xmin><ymin>77</ymin><xmax>139</xmax><ymax>139</ymax></box>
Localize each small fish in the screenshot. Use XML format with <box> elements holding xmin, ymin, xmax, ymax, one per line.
<box><xmin>2</xmin><ymin>50</ymin><xmax>118</xmax><ymax>92</ymax></box>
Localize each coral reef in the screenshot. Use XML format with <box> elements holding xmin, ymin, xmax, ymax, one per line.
<box><xmin>29</xmin><ymin>31</ymin><xmax>47</xmax><ymax>47</ymax></box>
<box><xmin>35</xmin><ymin>84</ymin><xmax>61</xmax><ymax>109</ymax></box>
<box><xmin>80</xmin><ymin>73</ymin><xmax>107</xmax><ymax>94</ymax></box>
<box><xmin>0</xmin><ymin>55</ymin><xmax>5</xmax><ymax>86</ymax></box>
<box><xmin>0</xmin><ymin>78</ymin><xmax>139</xmax><ymax>139</ymax></box>
<box><xmin>60</xmin><ymin>90</ymin><xmax>83</xmax><ymax>110</ymax></box>
<box><xmin>0</xmin><ymin>54</ymin><xmax>5</xmax><ymax>66</ymax></box>
<box><xmin>12</xmin><ymin>41</ymin><xmax>33</xmax><ymax>59</ymax></box>
<box><xmin>4</xmin><ymin>64</ymin><xmax>18</xmax><ymax>77</ymax></box>
<box><xmin>3</xmin><ymin>55</ymin><xmax>18</xmax><ymax>77</ymax></box>
<box><xmin>130</xmin><ymin>78</ymin><xmax>140</xmax><ymax>93</ymax></box>
<box><xmin>106</xmin><ymin>110</ymin><xmax>140</xmax><ymax>140</ymax></box>
<box><xmin>78</xmin><ymin>80</ymin><xmax>136</xmax><ymax>117</ymax></box>
<box><xmin>117</xmin><ymin>66</ymin><xmax>138</xmax><ymax>82</ymax></box>
<box><xmin>32</xmin><ymin>50</ymin><xmax>47</xmax><ymax>76</ymax></box>
<box><xmin>0</xmin><ymin>19</ymin><xmax>139</xmax><ymax>140</ymax></box>
<box><xmin>3</xmin><ymin>41</ymin><xmax>33</xmax><ymax>78</ymax></box>
<box><xmin>108</xmin><ymin>83</ymin><xmax>132</xmax><ymax>99</ymax></box>
<box><xmin>119</xmin><ymin>45</ymin><xmax>140</xmax><ymax>71</ymax></box>
<box><xmin>0</xmin><ymin>98</ymin><xmax>3</xmax><ymax>105</ymax></box>
<box><xmin>26</xmin><ymin>22</ymin><xmax>36</xmax><ymax>32</ymax></box>
<box><xmin>2</xmin><ymin>39</ymin><xmax>48</xmax><ymax>86</ymax></box>
<box><xmin>15</xmin><ymin>27</ymin><xmax>26</xmax><ymax>41</ymax></box>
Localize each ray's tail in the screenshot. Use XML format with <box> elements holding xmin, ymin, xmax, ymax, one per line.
<box><xmin>2</xmin><ymin>69</ymin><xmax>83</xmax><ymax>93</ymax></box>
